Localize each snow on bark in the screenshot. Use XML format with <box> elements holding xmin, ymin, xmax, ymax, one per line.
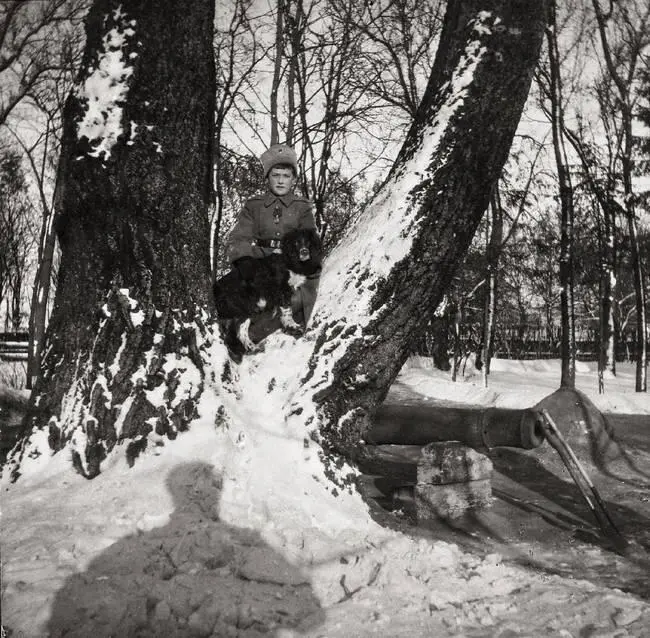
<box><xmin>315</xmin><ymin>17</ymin><xmax>491</xmax><ymax>323</ymax></box>
<box><xmin>75</xmin><ymin>5</ymin><xmax>138</xmax><ymax>159</ymax></box>
<box><xmin>7</xmin><ymin>295</ymin><xmax>229</xmax><ymax>481</ymax></box>
<box><xmin>280</xmin><ymin>3</ymin><xmax>547</xmax><ymax>488</ymax></box>
<box><xmin>9</xmin><ymin>0</ymin><xmax>217</xmax><ymax>481</ymax></box>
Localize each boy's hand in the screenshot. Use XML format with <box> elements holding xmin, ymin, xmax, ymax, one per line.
<box><xmin>233</xmin><ymin>256</ymin><xmax>255</xmax><ymax>281</ymax></box>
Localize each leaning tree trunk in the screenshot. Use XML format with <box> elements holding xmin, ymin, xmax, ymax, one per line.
<box><xmin>286</xmin><ymin>0</ymin><xmax>548</xmax><ymax>486</ymax></box>
<box><xmin>9</xmin><ymin>0</ymin><xmax>215</xmax><ymax>479</ymax></box>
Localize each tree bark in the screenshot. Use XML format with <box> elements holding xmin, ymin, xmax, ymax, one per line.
<box><xmin>546</xmin><ymin>0</ymin><xmax>576</xmax><ymax>389</ymax></box>
<box><xmin>288</xmin><ymin>0</ymin><xmax>548</xmax><ymax>486</ymax></box>
<box><xmin>481</xmin><ymin>187</ymin><xmax>503</xmax><ymax>386</ymax></box>
<box><xmin>10</xmin><ymin>0</ymin><xmax>215</xmax><ymax>479</ymax></box>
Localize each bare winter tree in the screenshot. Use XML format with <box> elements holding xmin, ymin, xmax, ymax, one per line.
<box><xmin>564</xmin><ymin>124</ymin><xmax>620</xmax><ymax>390</ymax></box>
<box><xmin>591</xmin><ymin>0</ymin><xmax>650</xmax><ymax>392</ymax></box>
<box><xmin>9</xmin><ymin>0</ymin><xmax>547</xmax><ymax>485</ymax></box>
<box><xmin>540</xmin><ymin>0</ymin><xmax>577</xmax><ymax>388</ymax></box>
<box><xmin>212</xmin><ymin>0</ymin><xmax>271</xmax><ymax>275</ymax></box>
<box><xmin>337</xmin><ymin>0</ymin><xmax>445</xmax><ymax>122</ymax></box>
<box><xmin>478</xmin><ymin>188</ymin><xmax>503</xmax><ymax>385</ymax></box>
<box><xmin>0</xmin><ymin>150</ymin><xmax>35</xmax><ymax>331</ymax></box>
<box><xmin>0</xmin><ymin>0</ymin><xmax>89</xmax><ymax>126</ymax></box>
<box><xmin>7</xmin><ymin>39</ymin><xmax>83</xmax><ymax>388</ymax></box>
<box><xmin>10</xmin><ymin>114</ymin><xmax>61</xmax><ymax>389</ymax></box>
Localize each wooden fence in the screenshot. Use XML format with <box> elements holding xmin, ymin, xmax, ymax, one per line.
<box><xmin>0</xmin><ymin>332</ymin><xmax>28</xmax><ymax>362</ymax></box>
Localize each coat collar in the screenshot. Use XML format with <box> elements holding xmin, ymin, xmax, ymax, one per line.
<box><xmin>263</xmin><ymin>192</ymin><xmax>297</xmax><ymax>208</ymax></box>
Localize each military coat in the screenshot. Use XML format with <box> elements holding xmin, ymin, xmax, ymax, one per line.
<box><xmin>226</xmin><ymin>192</ymin><xmax>316</xmax><ymax>262</ymax></box>
<box><xmin>226</xmin><ymin>191</ymin><xmax>320</xmax><ymax>324</ymax></box>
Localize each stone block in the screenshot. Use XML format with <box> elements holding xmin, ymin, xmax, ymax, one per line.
<box><xmin>417</xmin><ymin>441</ymin><xmax>493</xmax><ymax>485</ymax></box>
<box><xmin>415</xmin><ymin>479</ymin><xmax>492</xmax><ymax>521</ymax></box>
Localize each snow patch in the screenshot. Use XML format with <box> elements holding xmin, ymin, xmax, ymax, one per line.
<box><xmin>75</xmin><ymin>6</ymin><xmax>138</xmax><ymax>159</ymax></box>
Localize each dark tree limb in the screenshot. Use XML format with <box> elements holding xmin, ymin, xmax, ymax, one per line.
<box><xmin>289</xmin><ymin>0</ymin><xmax>549</xmax><ymax>487</ymax></box>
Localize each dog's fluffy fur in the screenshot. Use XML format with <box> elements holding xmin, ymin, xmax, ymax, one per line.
<box><xmin>214</xmin><ymin>228</ymin><xmax>322</xmax><ymax>355</ymax></box>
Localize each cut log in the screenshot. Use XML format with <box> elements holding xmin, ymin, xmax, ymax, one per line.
<box><xmin>369</xmin><ymin>403</ymin><xmax>545</xmax><ymax>449</ymax></box>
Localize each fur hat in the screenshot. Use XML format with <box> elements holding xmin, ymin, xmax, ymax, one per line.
<box><xmin>260</xmin><ymin>144</ymin><xmax>298</xmax><ymax>177</ymax></box>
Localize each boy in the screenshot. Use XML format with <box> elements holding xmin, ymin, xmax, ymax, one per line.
<box><xmin>226</xmin><ymin>143</ymin><xmax>320</xmax><ymax>344</ymax></box>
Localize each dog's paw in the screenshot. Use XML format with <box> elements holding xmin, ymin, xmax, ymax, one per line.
<box><xmin>238</xmin><ymin>318</ymin><xmax>262</xmax><ymax>352</ymax></box>
<box><xmin>283</xmin><ymin>325</ymin><xmax>304</xmax><ymax>338</ymax></box>
<box><xmin>279</xmin><ymin>307</ymin><xmax>304</xmax><ymax>337</ymax></box>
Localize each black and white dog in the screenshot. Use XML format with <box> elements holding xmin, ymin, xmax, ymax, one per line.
<box><xmin>214</xmin><ymin>228</ymin><xmax>322</xmax><ymax>354</ymax></box>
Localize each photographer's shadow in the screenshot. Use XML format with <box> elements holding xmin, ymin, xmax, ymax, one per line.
<box><xmin>48</xmin><ymin>462</ymin><xmax>324</xmax><ymax>637</ymax></box>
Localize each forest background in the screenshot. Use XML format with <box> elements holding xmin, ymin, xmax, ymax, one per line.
<box><xmin>0</xmin><ymin>0</ymin><xmax>649</xmax><ymax>393</ymax></box>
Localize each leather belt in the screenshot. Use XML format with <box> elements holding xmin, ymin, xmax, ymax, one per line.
<box><xmin>253</xmin><ymin>238</ymin><xmax>282</xmax><ymax>249</ymax></box>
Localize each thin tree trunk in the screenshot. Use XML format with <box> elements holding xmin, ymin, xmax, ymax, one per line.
<box><xmin>592</xmin><ymin>0</ymin><xmax>647</xmax><ymax>392</ymax></box>
<box><xmin>563</xmin><ymin>127</ymin><xmax>618</xmax><ymax>388</ymax></box>
<box><xmin>288</xmin><ymin>0</ymin><xmax>548</xmax><ymax>484</ymax></box>
<box><xmin>599</xmin><ymin>199</ymin><xmax>616</xmax><ymax>392</ymax></box>
<box><xmin>270</xmin><ymin>0</ymin><xmax>285</xmax><ymax>146</ymax></box>
<box><xmin>10</xmin><ymin>279</ymin><xmax>21</xmax><ymax>331</ymax></box>
<box><xmin>11</xmin><ymin>0</ymin><xmax>216</xmax><ymax>480</ymax></box>
<box><xmin>624</xmin><ymin>185</ymin><xmax>647</xmax><ymax>392</ymax></box>
<box><xmin>481</xmin><ymin>187</ymin><xmax>503</xmax><ymax>387</ymax></box>
<box><xmin>285</xmin><ymin>0</ymin><xmax>303</xmax><ymax>146</ymax></box>
<box><xmin>27</xmin><ymin>204</ymin><xmax>57</xmax><ymax>390</ymax></box>
<box><xmin>546</xmin><ymin>0</ymin><xmax>576</xmax><ymax>388</ymax></box>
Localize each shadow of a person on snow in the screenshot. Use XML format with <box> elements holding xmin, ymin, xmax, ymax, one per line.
<box><xmin>47</xmin><ymin>462</ymin><xmax>324</xmax><ymax>637</ymax></box>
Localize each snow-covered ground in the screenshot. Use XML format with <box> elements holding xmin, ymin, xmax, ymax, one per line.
<box><xmin>2</xmin><ymin>345</ymin><xmax>649</xmax><ymax>637</ymax></box>
<box><xmin>397</xmin><ymin>355</ymin><xmax>650</xmax><ymax>415</ymax></box>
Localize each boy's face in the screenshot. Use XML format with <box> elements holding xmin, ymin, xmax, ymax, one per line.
<box><xmin>267</xmin><ymin>166</ymin><xmax>296</xmax><ymax>197</ymax></box>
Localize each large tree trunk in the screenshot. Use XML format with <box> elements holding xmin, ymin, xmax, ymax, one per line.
<box><xmin>10</xmin><ymin>0</ymin><xmax>216</xmax><ymax>479</ymax></box>
<box><xmin>287</xmin><ymin>0</ymin><xmax>548</xmax><ymax>485</ymax></box>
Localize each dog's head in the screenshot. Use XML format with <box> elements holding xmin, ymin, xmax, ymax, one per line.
<box><xmin>281</xmin><ymin>228</ymin><xmax>322</xmax><ymax>276</ymax></box>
